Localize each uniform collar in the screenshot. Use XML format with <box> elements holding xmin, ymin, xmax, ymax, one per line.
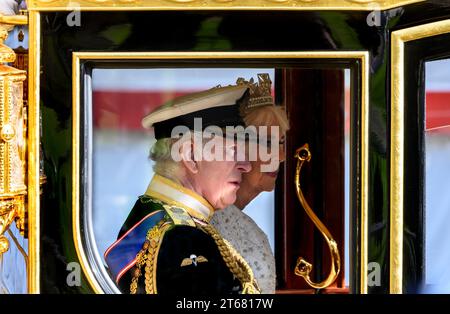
<box><xmin>145</xmin><ymin>174</ymin><xmax>214</xmax><ymax>222</ymax></box>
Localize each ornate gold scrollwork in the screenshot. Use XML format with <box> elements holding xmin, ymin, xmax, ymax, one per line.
<box><xmin>294</xmin><ymin>143</ymin><xmax>341</xmax><ymax>289</ymax></box>
<box><xmin>0</xmin><ymin>11</ymin><xmax>28</xmax><ymax>255</ymax></box>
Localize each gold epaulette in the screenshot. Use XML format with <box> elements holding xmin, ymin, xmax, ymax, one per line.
<box><xmin>129</xmin><ymin>204</ymin><xmax>196</xmax><ymax>294</ymax></box>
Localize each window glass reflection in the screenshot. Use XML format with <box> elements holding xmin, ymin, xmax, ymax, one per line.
<box><xmin>424</xmin><ymin>59</ymin><xmax>450</xmax><ymax>293</ymax></box>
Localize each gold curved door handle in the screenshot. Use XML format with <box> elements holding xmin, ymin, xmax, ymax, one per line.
<box><xmin>294</xmin><ymin>143</ymin><xmax>341</xmax><ymax>289</ymax></box>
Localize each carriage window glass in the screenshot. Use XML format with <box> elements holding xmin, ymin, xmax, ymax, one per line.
<box><xmin>424</xmin><ymin>59</ymin><xmax>450</xmax><ymax>293</ymax></box>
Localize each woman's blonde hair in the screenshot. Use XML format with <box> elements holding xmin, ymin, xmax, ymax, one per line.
<box><xmin>244</xmin><ymin>105</ymin><xmax>290</xmax><ymax>134</ymax></box>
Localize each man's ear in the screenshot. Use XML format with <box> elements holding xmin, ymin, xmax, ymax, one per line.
<box><xmin>180</xmin><ymin>140</ymin><xmax>198</xmax><ymax>174</ymax></box>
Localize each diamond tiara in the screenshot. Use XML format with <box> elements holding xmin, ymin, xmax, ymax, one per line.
<box><xmin>236</xmin><ymin>73</ymin><xmax>274</xmax><ymax>112</ymax></box>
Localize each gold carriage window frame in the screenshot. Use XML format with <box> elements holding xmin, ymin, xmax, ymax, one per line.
<box><xmin>390</xmin><ymin>18</ymin><xmax>450</xmax><ymax>294</ymax></box>
<box><xmin>27</xmin><ymin>0</ymin><xmax>424</xmax><ymax>11</ymax></box>
<box><xmin>67</xmin><ymin>51</ymin><xmax>370</xmax><ymax>294</ymax></box>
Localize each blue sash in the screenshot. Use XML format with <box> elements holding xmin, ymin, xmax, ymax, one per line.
<box><xmin>104</xmin><ymin>210</ymin><xmax>165</xmax><ymax>283</ymax></box>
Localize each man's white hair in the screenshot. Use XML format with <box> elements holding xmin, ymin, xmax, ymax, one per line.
<box><xmin>149</xmin><ymin>138</ymin><xmax>182</xmax><ymax>184</ymax></box>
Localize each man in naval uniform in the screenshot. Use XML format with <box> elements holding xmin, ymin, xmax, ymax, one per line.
<box><xmin>104</xmin><ymin>84</ymin><xmax>261</xmax><ymax>295</ymax></box>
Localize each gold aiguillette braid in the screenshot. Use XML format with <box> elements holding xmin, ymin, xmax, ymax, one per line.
<box><xmin>200</xmin><ymin>224</ymin><xmax>260</xmax><ymax>294</ymax></box>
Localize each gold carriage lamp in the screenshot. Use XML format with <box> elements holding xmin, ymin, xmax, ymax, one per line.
<box><xmin>0</xmin><ymin>12</ymin><xmax>28</xmax><ymax>256</ymax></box>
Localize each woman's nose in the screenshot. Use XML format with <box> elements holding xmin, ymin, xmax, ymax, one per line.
<box><xmin>237</xmin><ymin>160</ymin><xmax>252</xmax><ymax>173</ymax></box>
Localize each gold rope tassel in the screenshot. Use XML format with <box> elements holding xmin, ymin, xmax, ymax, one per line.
<box><xmin>130</xmin><ymin>223</ymin><xmax>167</xmax><ymax>294</ymax></box>
<box><xmin>200</xmin><ymin>224</ymin><xmax>261</xmax><ymax>294</ymax></box>
<box><xmin>130</xmin><ymin>242</ymin><xmax>148</xmax><ymax>294</ymax></box>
